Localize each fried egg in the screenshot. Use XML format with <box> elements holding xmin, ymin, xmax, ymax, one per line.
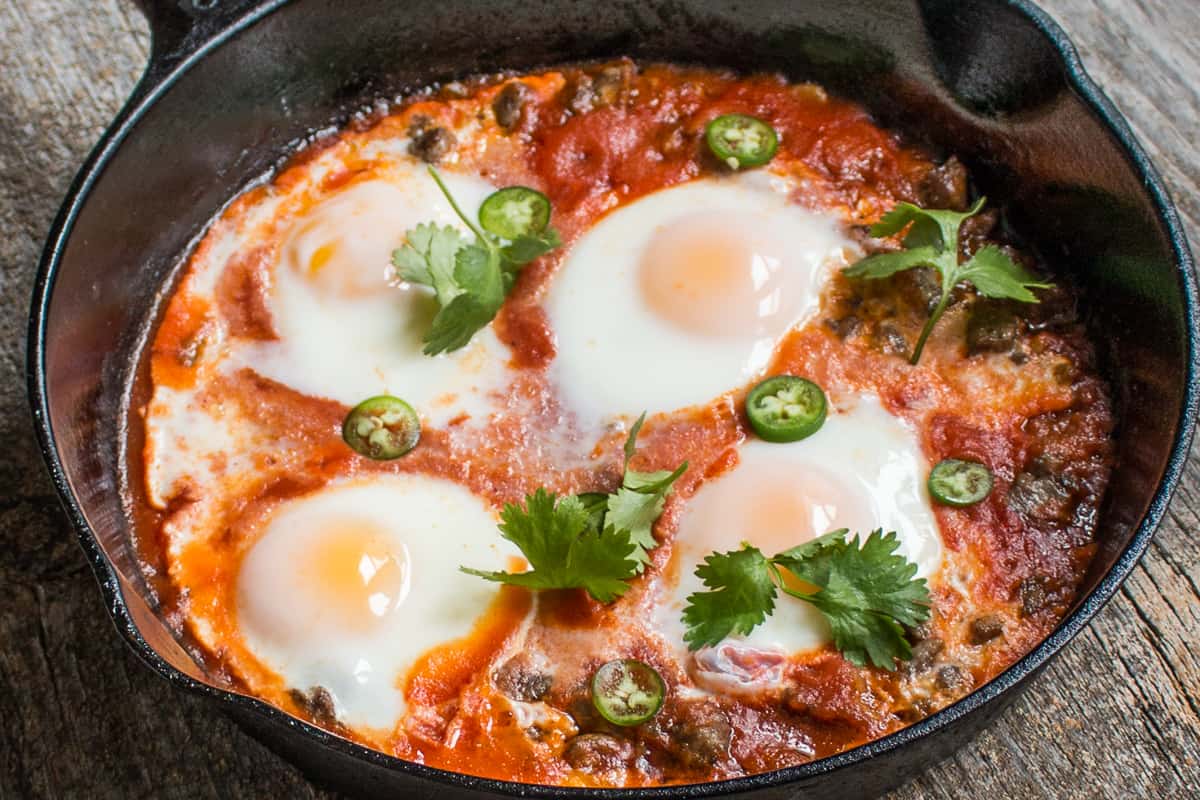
<box><xmin>235</xmin><ymin>163</ymin><xmax>510</xmax><ymax>426</ymax></box>
<box><xmin>235</xmin><ymin>474</ymin><xmax>517</xmax><ymax>731</ymax></box>
<box><xmin>657</xmin><ymin>394</ymin><xmax>942</xmax><ymax>663</ymax></box>
<box><xmin>545</xmin><ymin>173</ymin><xmax>855</xmax><ymax>423</ymax></box>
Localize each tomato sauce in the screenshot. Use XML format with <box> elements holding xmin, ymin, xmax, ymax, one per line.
<box><xmin>133</xmin><ymin>61</ymin><xmax>1114</xmax><ymax>787</ymax></box>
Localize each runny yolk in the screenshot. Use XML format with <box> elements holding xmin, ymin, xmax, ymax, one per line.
<box><xmin>638</xmin><ymin>211</ymin><xmax>807</xmax><ymax>339</ymax></box>
<box><xmin>298</xmin><ymin>522</ymin><xmax>411</xmax><ymax>631</ymax></box>
<box><xmin>679</xmin><ymin>462</ymin><xmax>877</xmax><ymax>562</ymax></box>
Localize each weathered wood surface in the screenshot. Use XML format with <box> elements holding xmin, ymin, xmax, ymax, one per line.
<box><xmin>1</xmin><ymin>0</ymin><xmax>1196</xmax><ymax>797</ymax></box>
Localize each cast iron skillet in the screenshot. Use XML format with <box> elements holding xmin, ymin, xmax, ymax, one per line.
<box><xmin>26</xmin><ymin>0</ymin><xmax>1199</xmax><ymax>797</ymax></box>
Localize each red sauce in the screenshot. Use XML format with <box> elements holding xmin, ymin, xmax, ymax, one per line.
<box><xmin>134</xmin><ymin>62</ymin><xmax>1114</xmax><ymax>787</ymax></box>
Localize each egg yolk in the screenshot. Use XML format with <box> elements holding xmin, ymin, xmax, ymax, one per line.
<box><xmin>679</xmin><ymin>461</ymin><xmax>878</xmax><ymax>559</ymax></box>
<box><xmin>297</xmin><ymin>522</ymin><xmax>411</xmax><ymax>631</ymax></box>
<box><xmin>638</xmin><ymin>211</ymin><xmax>809</xmax><ymax>338</ymax></box>
<box><xmin>238</xmin><ymin>517</ymin><xmax>411</xmax><ymax>647</ymax></box>
<box><xmin>281</xmin><ymin>181</ymin><xmax>411</xmax><ymax>298</ymax></box>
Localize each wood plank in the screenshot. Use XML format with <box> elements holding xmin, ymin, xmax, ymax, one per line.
<box><xmin>0</xmin><ymin>0</ymin><xmax>1195</xmax><ymax>797</ymax></box>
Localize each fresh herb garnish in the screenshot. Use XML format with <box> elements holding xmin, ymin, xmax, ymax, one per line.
<box><xmin>681</xmin><ymin>529</ymin><xmax>931</xmax><ymax>670</ymax></box>
<box><xmin>843</xmin><ymin>198</ymin><xmax>1051</xmax><ymax>365</ymax></box>
<box><xmin>391</xmin><ymin>168</ymin><xmax>561</xmax><ymax>355</ymax></box>
<box><xmin>461</xmin><ymin>489</ymin><xmax>639</xmax><ymax>603</ymax></box>
<box><xmin>461</xmin><ymin>414</ymin><xmax>686</xmax><ymax>599</ymax></box>
<box><xmin>600</xmin><ymin>413</ymin><xmax>687</xmax><ymax>569</ymax></box>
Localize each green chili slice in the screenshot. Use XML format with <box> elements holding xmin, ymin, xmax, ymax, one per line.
<box><xmin>478</xmin><ymin>186</ymin><xmax>551</xmax><ymax>239</ymax></box>
<box><xmin>591</xmin><ymin>659</ymin><xmax>665</xmax><ymax>727</ymax></box>
<box><xmin>705</xmin><ymin>113</ymin><xmax>779</xmax><ymax>169</ymax></box>
<box><xmin>342</xmin><ymin>395</ymin><xmax>421</xmax><ymax>460</ymax></box>
<box><xmin>745</xmin><ymin>376</ymin><xmax>827</xmax><ymax>443</ymax></box>
<box><xmin>928</xmin><ymin>458</ymin><xmax>993</xmax><ymax>507</ymax></box>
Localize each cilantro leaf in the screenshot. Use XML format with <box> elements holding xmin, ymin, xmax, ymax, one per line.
<box><xmin>391</xmin><ymin>223</ymin><xmax>469</xmax><ymax>306</ymax></box>
<box><xmin>682</xmin><ymin>546</ymin><xmax>777</xmax><ymax>650</ymax></box>
<box><xmin>423</xmin><ymin>293</ymin><xmax>497</xmax><ymax>356</ymax></box>
<box><xmin>844</xmin><ymin>196</ymin><xmax>1050</xmax><ymax>365</ymax></box>
<box><xmin>392</xmin><ymin>168</ymin><xmax>561</xmax><ymax>355</ymax></box>
<box><xmin>778</xmin><ymin>530</ymin><xmax>930</xmax><ymax>670</ymax></box>
<box><xmin>464</xmin><ymin>415</ymin><xmax>686</xmax><ymax>603</ymax></box>
<box><xmin>957</xmin><ymin>245</ymin><xmax>1052</xmax><ymax>303</ymax></box>
<box><xmin>502</xmin><ymin>229</ymin><xmax>562</xmax><ymax>266</ymax></box>
<box><xmin>680</xmin><ymin>529</ymin><xmax>931</xmax><ymax>671</ymax></box>
<box><xmin>842</xmin><ymin>247</ymin><xmax>940</xmax><ymax>281</ymax></box>
<box><xmin>602</xmin><ymin>415</ymin><xmax>686</xmax><ymax>569</ymax></box>
<box><xmin>460</xmin><ymin>489</ymin><xmax>640</xmax><ymax>603</ymax></box>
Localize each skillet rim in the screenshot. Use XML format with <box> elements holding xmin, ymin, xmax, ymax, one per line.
<box><xmin>25</xmin><ymin>0</ymin><xmax>1200</xmax><ymax>796</ymax></box>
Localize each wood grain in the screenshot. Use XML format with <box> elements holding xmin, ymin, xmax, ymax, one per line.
<box><xmin>1</xmin><ymin>1</ymin><xmax>1196</xmax><ymax>797</ymax></box>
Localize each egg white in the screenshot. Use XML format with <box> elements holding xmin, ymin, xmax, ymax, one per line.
<box><xmin>235</xmin><ymin>474</ymin><xmax>518</xmax><ymax>731</ymax></box>
<box><xmin>233</xmin><ymin>164</ymin><xmax>511</xmax><ymax>427</ymax></box>
<box><xmin>656</xmin><ymin>394</ymin><xmax>943</xmax><ymax>662</ymax></box>
<box><xmin>544</xmin><ymin>172</ymin><xmax>855</xmax><ymax>424</ymax></box>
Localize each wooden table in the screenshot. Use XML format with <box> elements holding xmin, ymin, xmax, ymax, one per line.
<box><xmin>1</xmin><ymin>1</ymin><xmax>1196</xmax><ymax>797</ymax></box>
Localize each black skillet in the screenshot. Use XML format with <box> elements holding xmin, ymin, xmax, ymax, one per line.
<box><xmin>26</xmin><ymin>0</ymin><xmax>1199</xmax><ymax>797</ymax></box>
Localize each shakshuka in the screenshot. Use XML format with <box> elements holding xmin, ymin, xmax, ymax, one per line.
<box><xmin>131</xmin><ymin>61</ymin><xmax>1114</xmax><ymax>787</ymax></box>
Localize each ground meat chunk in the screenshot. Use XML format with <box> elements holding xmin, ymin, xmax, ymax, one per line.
<box><xmin>492</xmin><ymin>82</ymin><xmax>528</xmax><ymax>131</ymax></box>
<box><xmin>1018</xmin><ymin>575</ymin><xmax>1052</xmax><ymax>617</ymax></box>
<box><xmin>958</xmin><ymin>208</ymin><xmax>999</xmax><ymax>259</ymax></box>
<box><xmin>1008</xmin><ymin>468</ymin><xmax>1075</xmax><ymax>523</ymax></box>
<box><xmin>906</xmin><ymin>637</ymin><xmax>945</xmax><ymax>674</ymax></box>
<box><xmin>492</xmin><ymin>655</ymin><xmax>552</xmax><ymax>702</ymax></box>
<box><xmin>919</xmin><ymin>156</ymin><xmax>969</xmax><ymax>210</ymax></box>
<box><xmin>406</xmin><ymin>114</ymin><xmax>456</xmax><ymax>163</ymax></box>
<box><xmin>668</xmin><ymin>711</ymin><xmax>733</xmax><ymax>771</ymax></box>
<box><xmin>876</xmin><ymin>323</ymin><xmax>910</xmax><ymax>358</ymax></box>
<box><xmin>563</xmin><ymin>733</ymin><xmax>633</xmax><ymax>774</ymax></box>
<box><xmin>969</xmin><ymin>615</ymin><xmax>1005</xmax><ymax>645</ymax></box>
<box><xmin>289</xmin><ymin>686</ymin><xmax>339</xmax><ymax>727</ymax></box>
<box><xmin>967</xmin><ymin>301</ymin><xmax>1022</xmax><ymax>355</ymax></box>
<box><xmin>935</xmin><ymin>664</ymin><xmax>972</xmax><ymax>692</ymax></box>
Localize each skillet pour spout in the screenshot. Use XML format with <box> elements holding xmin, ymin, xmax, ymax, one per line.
<box><xmin>27</xmin><ymin>0</ymin><xmax>1198</xmax><ymax>798</ymax></box>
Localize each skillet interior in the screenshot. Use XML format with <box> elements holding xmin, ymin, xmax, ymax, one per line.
<box><xmin>28</xmin><ymin>0</ymin><xmax>1198</xmax><ymax>797</ymax></box>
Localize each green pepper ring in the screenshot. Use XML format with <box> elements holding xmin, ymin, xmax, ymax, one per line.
<box><xmin>705</xmin><ymin>113</ymin><xmax>780</xmax><ymax>169</ymax></box>
<box><xmin>478</xmin><ymin>186</ymin><xmax>551</xmax><ymax>239</ymax></box>
<box><xmin>341</xmin><ymin>395</ymin><xmax>421</xmax><ymax>460</ymax></box>
<box><xmin>928</xmin><ymin>458</ymin><xmax>994</xmax><ymax>507</ymax></box>
<box><xmin>745</xmin><ymin>375</ymin><xmax>827</xmax><ymax>443</ymax></box>
<box><xmin>591</xmin><ymin>659</ymin><xmax>666</xmax><ymax>727</ymax></box>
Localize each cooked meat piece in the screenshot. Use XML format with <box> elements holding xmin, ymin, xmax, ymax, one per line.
<box><xmin>967</xmin><ymin>302</ymin><xmax>1022</xmax><ymax>355</ymax></box>
<box><xmin>958</xmin><ymin>208</ymin><xmax>999</xmax><ymax>259</ymax></box>
<box><xmin>907</xmin><ymin>637</ymin><xmax>945</xmax><ymax>674</ymax></box>
<box><xmin>407</xmin><ymin>114</ymin><xmax>456</xmax><ymax>163</ymax></box>
<box><xmin>669</xmin><ymin>711</ymin><xmax>733</xmax><ymax>770</ymax></box>
<box><xmin>919</xmin><ymin>156</ymin><xmax>969</xmax><ymax>211</ymax></box>
<box><xmin>563</xmin><ymin>733</ymin><xmax>634</xmax><ymax>773</ymax></box>
<box><xmin>560</xmin><ymin>74</ymin><xmax>597</xmax><ymax>114</ymax></box>
<box><xmin>1008</xmin><ymin>469</ymin><xmax>1074</xmax><ymax>523</ymax></box>
<box><xmin>969</xmin><ymin>615</ymin><xmax>1005</xmax><ymax>645</ymax></box>
<box><xmin>1018</xmin><ymin>575</ymin><xmax>1051</xmax><ymax>617</ymax></box>
<box><xmin>825</xmin><ymin>314</ymin><xmax>862</xmax><ymax>339</ymax></box>
<box><xmin>876</xmin><ymin>323</ymin><xmax>911</xmax><ymax>358</ymax></box>
<box><xmin>289</xmin><ymin>686</ymin><xmax>339</xmax><ymax>727</ymax></box>
<box><xmin>492</xmin><ymin>655</ymin><xmax>552</xmax><ymax>702</ymax></box>
<box><xmin>935</xmin><ymin>664</ymin><xmax>972</xmax><ymax>692</ymax></box>
<box><xmin>592</xmin><ymin>62</ymin><xmax>634</xmax><ymax>106</ymax></box>
<box><xmin>492</xmin><ymin>82</ymin><xmax>528</xmax><ymax>131</ymax></box>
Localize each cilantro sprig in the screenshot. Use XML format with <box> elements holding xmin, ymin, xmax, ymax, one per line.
<box><xmin>682</xmin><ymin>529</ymin><xmax>931</xmax><ymax>670</ymax></box>
<box><xmin>461</xmin><ymin>489</ymin><xmax>639</xmax><ymax>603</ymax></box>
<box><xmin>843</xmin><ymin>198</ymin><xmax>1051</xmax><ymax>365</ymax></box>
<box><xmin>600</xmin><ymin>413</ymin><xmax>687</xmax><ymax>569</ymax></box>
<box><xmin>391</xmin><ymin>168</ymin><xmax>561</xmax><ymax>355</ymax></box>
<box><xmin>462</xmin><ymin>414</ymin><xmax>686</xmax><ymax>600</ymax></box>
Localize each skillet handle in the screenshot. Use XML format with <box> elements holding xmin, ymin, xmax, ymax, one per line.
<box><xmin>130</xmin><ymin>0</ymin><xmax>261</xmax><ymax>83</ymax></box>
